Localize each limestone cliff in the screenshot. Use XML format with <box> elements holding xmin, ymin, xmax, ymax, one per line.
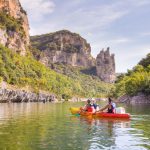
<box><xmin>31</xmin><ymin>30</ymin><xmax>116</xmax><ymax>83</ymax></box>
<box><xmin>0</xmin><ymin>0</ymin><xmax>30</xmax><ymax>55</ymax></box>
<box><xmin>96</xmin><ymin>47</ymin><xmax>116</xmax><ymax>83</ymax></box>
<box><xmin>31</xmin><ymin>30</ymin><xmax>95</xmax><ymax>67</ymax></box>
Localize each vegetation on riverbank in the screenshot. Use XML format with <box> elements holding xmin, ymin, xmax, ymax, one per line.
<box><xmin>0</xmin><ymin>45</ymin><xmax>113</xmax><ymax>100</ymax></box>
<box><xmin>114</xmin><ymin>53</ymin><xmax>150</xmax><ymax>98</ymax></box>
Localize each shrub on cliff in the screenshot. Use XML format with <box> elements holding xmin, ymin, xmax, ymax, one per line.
<box><xmin>0</xmin><ymin>12</ymin><xmax>25</xmax><ymax>37</ymax></box>
<box><xmin>139</xmin><ymin>53</ymin><xmax>150</xmax><ymax>68</ymax></box>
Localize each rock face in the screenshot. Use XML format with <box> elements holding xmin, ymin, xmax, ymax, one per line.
<box><xmin>0</xmin><ymin>88</ymin><xmax>56</xmax><ymax>103</ymax></box>
<box><xmin>31</xmin><ymin>30</ymin><xmax>95</xmax><ymax>67</ymax></box>
<box><xmin>96</xmin><ymin>47</ymin><xmax>116</xmax><ymax>83</ymax></box>
<box><xmin>31</xmin><ymin>31</ymin><xmax>116</xmax><ymax>83</ymax></box>
<box><xmin>0</xmin><ymin>0</ymin><xmax>30</xmax><ymax>55</ymax></box>
<box><xmin>118</xmin><ymin>93</ymin><xmax>150</xmax><ymax>104</ymax></box>
<box><xmin>0</xmin><ymin>81</ymin><xmax>56</xmax><ymax>103</ymax></box>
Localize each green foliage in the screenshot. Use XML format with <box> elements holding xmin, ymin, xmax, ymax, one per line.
<box><xmin>0</xmin><ymin>76</ymin><xmax>3</xmax><ymax>83</ymax></box>
<box><xmin>0</xmin><ymin>12</ymin><xmax>25</xmax><ymax>37</ymax></box>
<box><xmin>115</xmin><ymin>55</ymin><xmax>150</xmax><ymax>98</ymax></box>
<box><xmin>49</xmin><ymin>63</ymin><xmax>114</xmax><ymax>98</ymax></box>
<box><xmin>0</xmin><ymin>45</ymin><xmax>113</xmax><ymax>100</ymax></box>
<box><xmin>139</xmin><ymin>53</ymin><xmax>150</xmax><ymax>67</ymax></box>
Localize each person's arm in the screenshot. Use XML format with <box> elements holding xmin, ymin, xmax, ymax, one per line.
<box><xmin>100</xmin><ymin>104</ymin><xmax>109</xmax><ymax>111</ymax></box>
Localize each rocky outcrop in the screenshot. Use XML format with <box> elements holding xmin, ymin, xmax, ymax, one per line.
<box><xmin>0</xmin><ymin>88</ymin><xmax>56</xmax><ymax>103</ymax></box>
<box><xmin>0</xmin><ymin>0</ymin><xmax>30</xmax><ymax>55</ymax></box>
<box><xmin>31</xmin><ymin>30</ymin><xmax>95</xmax><ymax>68</ymax></box>
<box><xmin>96</xmin><ymin>47</ymin><xmax>116</xmax><ymax>83</ymax></box>
<box><xmin>118</xmin><ymin>93</ymin><xmax>150</xmax><ymax>104</ymax></box>
<box><xmin>0</xmin><ymin>81</ymin><xmax>56</xmax><ymax>103</ymax></box>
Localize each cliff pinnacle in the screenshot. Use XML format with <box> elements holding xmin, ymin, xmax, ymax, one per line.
<box><xmin>96</xmin><ymin>47</ymin><xmax>116</xmax><ymax>83</ymax></box>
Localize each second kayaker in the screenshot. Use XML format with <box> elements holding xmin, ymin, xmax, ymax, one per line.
<box><xmin>91</xmin><ymin>99</ymin><xmax>100</xmax><ymax>112</ymax></box>
<box><xmin>99</xmin><ymin>98</ymin><xmax>116</xmax><ymax>113</ymax></box>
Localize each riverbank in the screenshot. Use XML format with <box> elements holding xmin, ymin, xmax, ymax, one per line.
<box><xmin>0</xmin><ymin>81</ymin><xmax>56</xmax><ymax>103</ymax></box>
<box><xmin>0</xmin><ymin>81</ymin><xmax>108</xmax><ymax>103</ymax></box>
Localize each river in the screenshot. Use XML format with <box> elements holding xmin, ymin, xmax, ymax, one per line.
<box><xmin>0</xmin><ymin>102</ymin><xmax>150</xmax><ymax>150</ymax></box>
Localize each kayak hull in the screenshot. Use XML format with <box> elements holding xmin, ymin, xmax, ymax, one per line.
<box><xmin>80</xmin><ymin>111</ymin><xmax>93</xmax><ymax>116</ymax></box>
<box><xmin>95</xmin><ymin>112</ymin><xmax>130</xmax><ymax>119</ymax></box>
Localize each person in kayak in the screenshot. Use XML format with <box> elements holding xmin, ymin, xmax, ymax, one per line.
<box><xmin>81</xmin><ymin>99</ymin><xmax>95</xmax><ymax>113</ymax></box>
<box><xmin>100</xmin><ymin>98</ymin><xmax>116</xmax><ymax>113</ymax></box>
<box><xmin>91</xmin><ymin>99</ymin><xmax>100</xmax><ymax>112</ymax></box>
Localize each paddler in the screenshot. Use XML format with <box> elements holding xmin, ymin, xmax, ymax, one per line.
<box><xmin>81</xmin><ymin>99</ymin><xmax>95</xmax><ymax>113</ymax></box>
<box><xmin>99</xmin><ymin>98</ymin><xmax>116</xmax><ymax>113</ymax></box>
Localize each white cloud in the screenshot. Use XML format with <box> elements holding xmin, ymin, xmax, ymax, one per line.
<box><xmin>45</xmin><ymin>4</ymin><xmax>128</xmax><ymax>36</ymax></box>
<box><xmin>109</xmin><ymin>38</ymin><xmax>132</xmax><ymax>44</ymax></box>
<box><xmin>20</xmin><ymin>0</ymin><xmax>55</xmax><ymax>21</ymax></box>
<box><xmin>140</xmin><ymin>32</ymin><xmax>150</xmax><ymax>37</ymax></box>
<box><xmin>65</xmin><ymin>4</ymin><xmax>128</xmax><ymax>32</ymax></box>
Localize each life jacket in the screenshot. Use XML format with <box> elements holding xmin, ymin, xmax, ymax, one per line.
<box><xmin>92</xmin><ymin>103</ymin><xmax>97</xmax><ymax>109</ymax></box>
<box><xmin>87</xmin><ymin>106</ymin><xmax>93</xmax><ymax>112</ymax></box>
<box><xmin>107</xmin><ymin>103</ymin><xmax>114</xmax><ymax>113</ymax></box>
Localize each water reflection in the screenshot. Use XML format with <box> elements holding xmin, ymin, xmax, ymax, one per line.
<box><xmin>0</xmin><ymin>102</ymin><xmax>149</xmax><ymax>150</ymax></box>
<box><xmin>69</xmin><ymin>104</ymin><xmax>150</xmax><ymax>150</ymax></box>
<box><xmin>73</xmin><ymin>116</ymin><xmax>131</xmax><ymax>149</ymax></box>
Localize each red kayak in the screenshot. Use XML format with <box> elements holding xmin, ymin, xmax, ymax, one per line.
<box><xmin>95</xmin><ymin>112</ymin><xmax>130</xmax><ymax>119</ymax></box>
<box><xmin>70</xmin><ymin>107</ymin><xmax>131</xmax><ymax>119</ymax></box>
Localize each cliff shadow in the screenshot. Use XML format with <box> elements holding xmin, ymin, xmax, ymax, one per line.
<box><xmin>80</xmin><ymin>67</ymin><xmax>97</xmax><ymax>76</ymax></box>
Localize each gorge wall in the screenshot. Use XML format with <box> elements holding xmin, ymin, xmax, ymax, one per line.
<box><xmin>0</xmin><ymin>0</ymin><xmax>29</xmax><ymax>55</ymax></box>
<box><xmin>31</xmin><ymin>30</ymin><xmax>95</xmax><ymax>68</ymax></box>
<box><xmin>31</xmin><ymin>30</ymin><xmax>116</xmax><ymax>83</ymax></box>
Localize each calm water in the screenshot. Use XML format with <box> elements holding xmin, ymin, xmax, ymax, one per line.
<box><xmin>0</xmin><ymin>102</ymin><xmax>150</xmax><ymax>150</ymax></box>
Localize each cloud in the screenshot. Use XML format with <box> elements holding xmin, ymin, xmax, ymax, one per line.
<box><xmin>131</xmin><ymin>0</ymin><xmax>150</xmax><ymax>6</ymax></box>
<box><xmin>64</xmin><ymin>4</ymin><xmax>128</xmax><ymax>32</ymax></box>
<box><xmin>20</xmin><ymin>0</ymin><xmax>55</xmax><ymax>21</ymax></box>
<box><xmin>39</xmin><ymin>3</ymin><xmax>129</xmax><ymax>35</ymax></box>
<box><xmin>140</xmin><ymin>32</ymin><xmax>150</xmax><ymax>37</ymax></box>
<box><xmin>109</xmin><ymin>38</ymin><xmax>132</xmax><ymax>44</ymax></box>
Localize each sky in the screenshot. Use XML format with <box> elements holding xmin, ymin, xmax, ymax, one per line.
<box><xmin>20</xmin><ymin>0</ymin><xmax>150</xmax><ymax>73</ymax></box>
